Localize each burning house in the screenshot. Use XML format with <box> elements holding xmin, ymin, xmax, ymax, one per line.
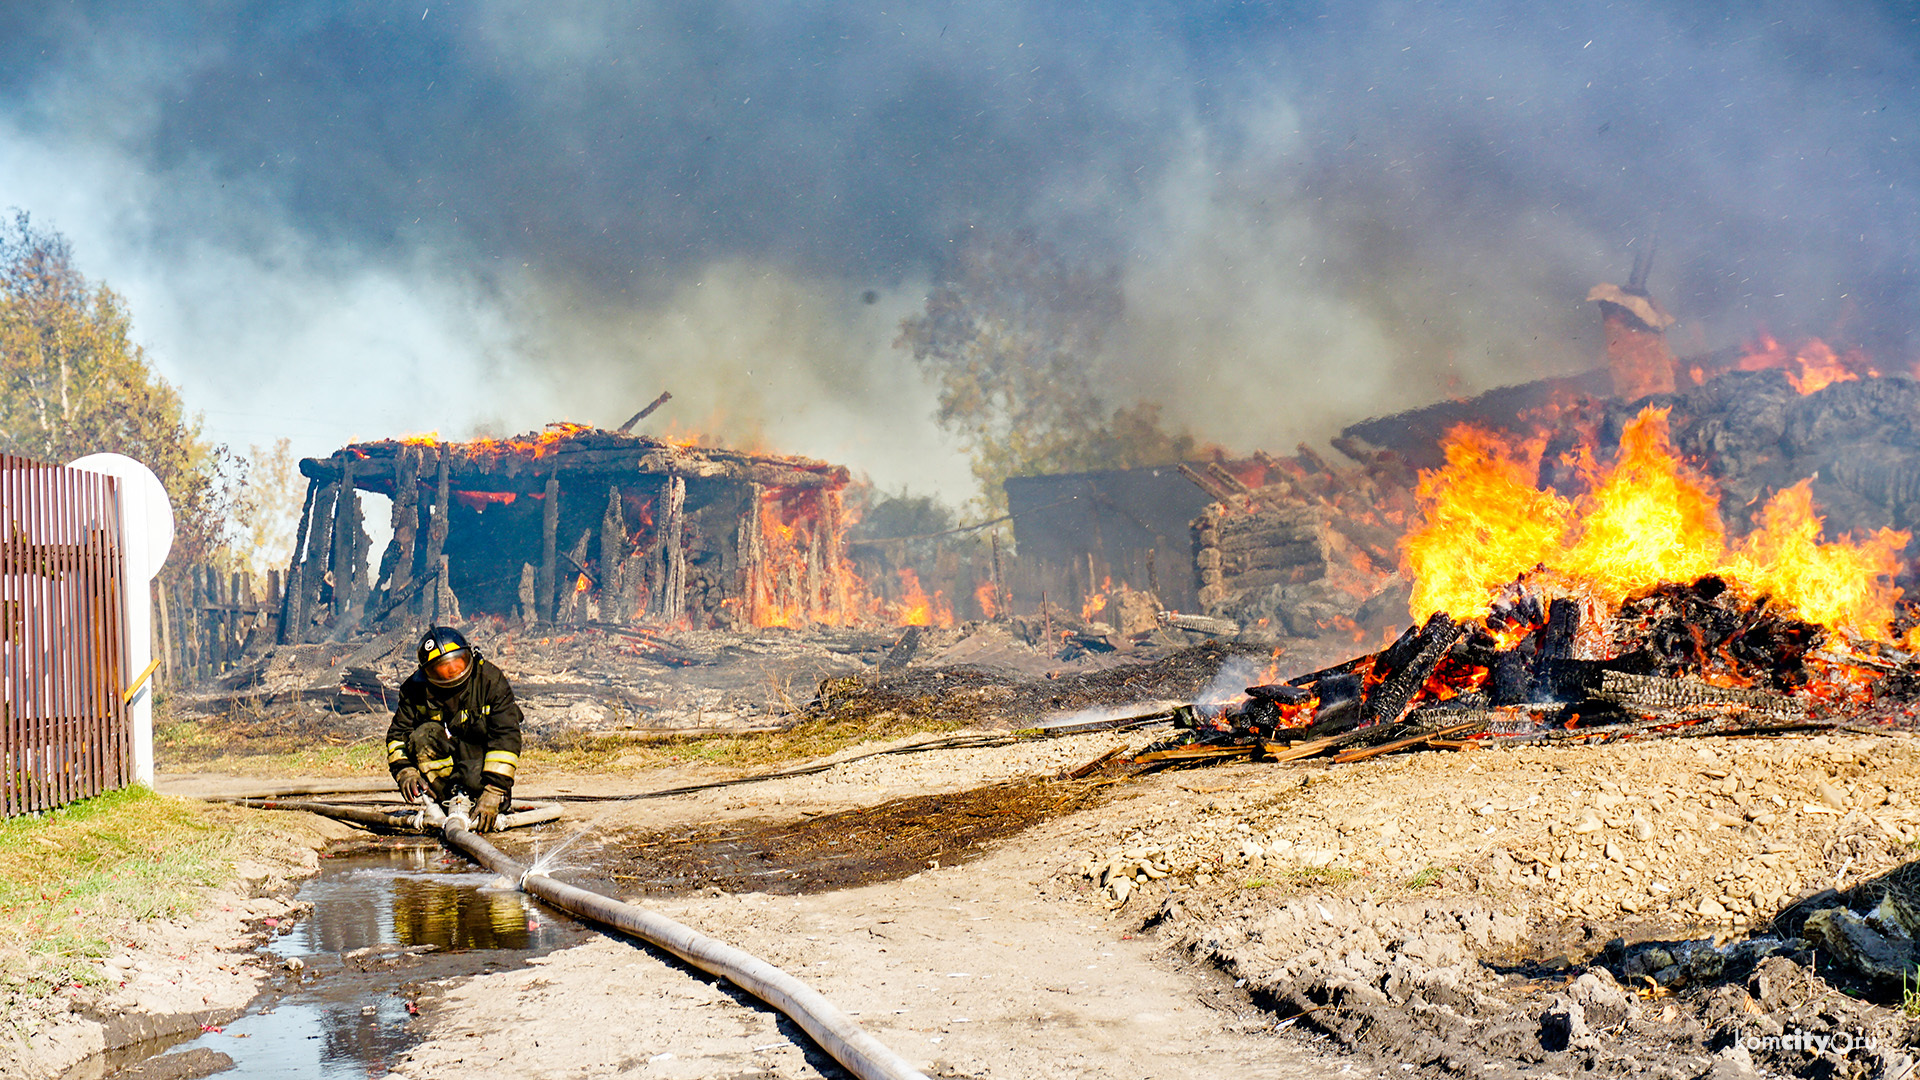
<box><xmin>1175</xmin><ymin>274</ymin><xmax>1920</xmax><ymax>646</ymax></box>
<box><xmin>279</xmin><ymin>423</ymin><xmax>862</xmax><ymax>643</ymax></box>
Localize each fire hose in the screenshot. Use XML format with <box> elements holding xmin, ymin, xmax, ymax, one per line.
<box><xmin>219</xmin><ymin>795</ymin><xmax>564</xmax><ymax>831</ymax></box>
<box><xmin>224</xmin><ymin>790</ymin><xmax>930</xmax><ymax>1080</ymax></box>
<box><xmin>423</xmin><ymin>795</ymin><xmax>932</xmax><ymax>1080</ymax></box>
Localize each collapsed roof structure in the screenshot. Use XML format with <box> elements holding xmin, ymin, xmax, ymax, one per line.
<box><xmin>281</xmin><ymin>423</ymin><xmax>854</xmax><ymax>643</ymax></box>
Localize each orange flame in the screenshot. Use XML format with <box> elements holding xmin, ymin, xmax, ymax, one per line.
<box><xmin>892</xmin><ymin>569</ymin><xmax>953</xmax><ymax>628</ymax></box>
<box><xmin>398</xmin><ymin>422</ymin><xmax>595</xmax><ymax>459</ymax></box>
<box><xmin>1081</xmin><ymin>576</ymin><xmax>1112</xmax><ymax>623</ymax></box>
<box><xmin>573</xmin><ymin>573</ymin><xmax>590</xmax><ymax>595</ymax></box>
<box><xmin>974</xmin><ymin>580</ymin><xmax>1000</xmax><ymax>620</ymax></box>
<box><xmin>1404</xmin><ymin>406</ymin><xmax>1909</xmax><ymax>640</ymax></box>
<box><xmin>1734</xmin><ymin>335</ymin><xmax>1872</xmax><ymax>396</ymax></box>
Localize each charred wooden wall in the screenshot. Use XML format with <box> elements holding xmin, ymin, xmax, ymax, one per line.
<box><xmin>281</xmin><ymin>430</ymin><xmax>851</xmax><ymax>642</ymax></box>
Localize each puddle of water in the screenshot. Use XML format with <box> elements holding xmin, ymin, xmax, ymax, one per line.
<box><xmin>108</xmin><ymin>839</ymin><xmax>589</xmax><ymax>1080</ymax></box>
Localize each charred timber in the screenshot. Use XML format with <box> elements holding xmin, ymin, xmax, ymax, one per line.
<box><xmin>300</xmin><ymin>446</ymin><xmax>848</xmax><ymax>491</ymax></box>
<box><xmin>1591</xmin><ymin>671</ymin><xmax>1806</xmax><ymax>722</ymax></box>
<box><xmin>1363</xmin><ymin>612</ymin><xmax>1467</xmax><ymax>726</ymax></box>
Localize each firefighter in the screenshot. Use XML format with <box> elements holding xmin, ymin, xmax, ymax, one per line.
<box><xmin>386</xmin><ymin>626</ymin><xmax>523</xmax><ymax>831</ymax></box>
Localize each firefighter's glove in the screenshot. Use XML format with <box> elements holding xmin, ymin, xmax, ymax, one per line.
<box><xmin>473</xmin><ymin>786</ymin><xmax>507</xmax><ymax>832</ymax></box>
<box><xmin>396</xmin><ymin>768</ymin><xmax>428</xmax><ymax>803</ymax></box>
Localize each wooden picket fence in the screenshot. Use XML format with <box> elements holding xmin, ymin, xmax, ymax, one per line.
<box><xmin>154</xmin><ymin>566</ymin><xmax>281</xmax><ymax>689</ymax></box>
<box><xmin>1</xmin><ymin>454</ymin><xmax>132</xmax><ymax>816</ymax></box>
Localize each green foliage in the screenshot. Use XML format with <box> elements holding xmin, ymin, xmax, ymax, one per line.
<box><xmin>896</xmin><ymin>235</ymin><xmax>1201</xmax><ymax>517</ymax></box>
<box><xmin>0</xmin><ymin>212</ymin><xmax>236</xmax><ymax>571</ymax></box>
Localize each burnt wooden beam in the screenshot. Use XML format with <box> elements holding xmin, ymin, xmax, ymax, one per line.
<box><xmin>327</xmin><ymin>455</ymin><xmax>363</xmax><ymax>630</ymax></box>
<box><xmin>537</xmin><ymin>470</ymin><xmax>559</xmax><ymax>623</ymax></box>
<box><xmin>300</xmin><ymin>447</ymin><xmax>848</xmax><ymax>492</ymax></box>
<box><xmin>617</xmin><ymin>391</ymin><xmax>673</xmax><ymax>432</ymax></box>
<box><xmin>1331</xmin><ymin>719</ymin><xmax>1486</xmax><ymax>764</ymax></box>
<box><xmin>655</xmin><ymin>474</ymin><xmax>688</xmax><ymax>623</ymax></box>
<box><xmin>1592</xmin><ymin>671</ymin><xmax>1805</xmax><ymax>722</ymax></box>
<box><xmin>278</xmin><ymin>477</ymin><xmax>319</xmax><ymax>645</ymax></box>
<box><xmin>298</xmin><ymin>481</ymin><xmax>339</xmax><ymax>644</ymax></box>
<box><xmin>804</xmin><ymin>509</ymin><xmax>824</xmax><ymax>625</ymax></box>
<box><xmin>417</xmin><ymin>449</ymin><xmax>450</xmax><ymax>622</ymax></box>
<box><xmin>1362</xmin><ymin>612</ymin><xmax>1466</xmax><ymax>726</ymax></box>
<box><xmin>1177</xmin><ymin>463</ymin><xmax>1239</xmax><ymax>504</ymax></box>
<box><xmin>739</xmin><ymin>483</ymin><xmax>765</xmax><ymax>626</ymax></box>
<box><xmin>374</xmin><ymin>445</ymin><xmax>421</xmax><ymax>625</ymax></box>
<box><xmin>822</xmin><ymin>489</ymin><xmax>847</xmax><ymax>623</ymax></box>
<box><xmin>599</xmin><ymin>485</ymin><xmax>626</xmax><ymax>622</ymax></box>
<box><xmin>1296</xmin><ymin>442</ymin><xmax>1337</xmax><ymax>479</ymax></box>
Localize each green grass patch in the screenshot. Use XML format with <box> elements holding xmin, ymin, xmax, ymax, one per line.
<box><xmin>1904</xmin><ymin>967</ymin><xmax>1920</xmax><ymax>1019</ymax></box>
<box><xmin>1405</xmin><ymin>865</ymin><xmax>1451</xmax><ymax>889</ymax></box>
<box><xmin>0</xmin><ymin>788</ymin><xmax>257</xmax><ymax>995</ymax></box>
<box><xmin>1282</xmin><ymin>865</ymin><xmax>1358</xmax><ymax>886</ymax></box>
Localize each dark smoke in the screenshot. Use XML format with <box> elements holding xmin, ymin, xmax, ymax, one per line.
<box><xmin>1</xmin><ymin>0</ymin><xmax>1916</xmax><ymax>494</ymax></box>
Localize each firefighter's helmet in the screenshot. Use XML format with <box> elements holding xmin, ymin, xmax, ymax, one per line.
<box><xmin>417</xmin><ymin>626</ymin><xmax>475</xmax><ymax>688</ymax></box>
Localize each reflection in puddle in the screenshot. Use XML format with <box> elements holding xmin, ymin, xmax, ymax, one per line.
<box><xmin>286</xmin><ymin>846</ymin><xmax>556</xmax><ymax>956</ymax></box>
<box><xmin>118</xmin><ymin>840</ymin><xmax>586</xmax><ymax>1079</ymax></box>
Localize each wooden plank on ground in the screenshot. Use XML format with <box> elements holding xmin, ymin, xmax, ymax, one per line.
<box><xmin>1332</xmin><ymin>720</ymin><xmax>1486</xmax><ymax>763</ymax></box>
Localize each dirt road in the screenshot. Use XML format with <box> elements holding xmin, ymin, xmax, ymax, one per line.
<box><xmin>53</xmin><ymin>715</ymin><xmax>1920</xmax><ymax>1080</ymax></box>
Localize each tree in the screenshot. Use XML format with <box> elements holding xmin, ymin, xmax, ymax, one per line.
<box><xmin>896</xmin><ymin>235</ymin><xmax>1201</xmax><ymax>518</ymax></box>
<box><xmin>0</xmin><ymin>212</ymin><xmax>235</xmax><ymax>571</ymax></box>
<box><xmin>231</xmin><ymin>437</ymin><xmax>302</xmax><ymax>578</ymax></box>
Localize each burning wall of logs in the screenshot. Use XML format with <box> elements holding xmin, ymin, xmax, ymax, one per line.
<box><xmin>1181</xmin><ymin>441</ymin><xmax>1419</xmax><ymax>639</ymax></box>
<box><xmin>279</xmin><ymin>424</ymin><xmax>857</xmax><ymax>642</ymax></box>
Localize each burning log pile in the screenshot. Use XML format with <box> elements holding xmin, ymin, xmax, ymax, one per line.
<box><xmin>1155</xmin><ymin>400</ymin><xmax>1920</xmax><ymax>768</ymax></box>
<box><xmin>281</xmin><ymin>422</ymin><xmax>870</xmax><ymax>642</ymax></box>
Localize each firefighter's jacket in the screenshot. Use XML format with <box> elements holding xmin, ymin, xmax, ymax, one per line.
<box><xmin>385</xmin><ymin>654</ymin><xmax>524</xmax><ymax>795</ymax></box>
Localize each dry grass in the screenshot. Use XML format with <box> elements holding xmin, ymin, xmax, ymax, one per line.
<box><xmin>156</xmin><ymin>673</ymin><xmax>981</xmax><ymax>780</ymax></box>
<box><xmin>534</xmin><ymin>705</ymin><xmax>979</xmax><ymax>775</ymax></box>
<box><xmin>157</xmin><ymin>716</ymin><xmax>382</xmax><ymax>777</ymax></box>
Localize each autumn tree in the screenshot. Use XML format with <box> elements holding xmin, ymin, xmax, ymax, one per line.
<box><xmin>0</xmin><ymin>212</ymin><xmax>236</xmax><ymax>571</ymax></box>
<box><xmin>896</xmin><ymin>236</ymin><xmax>1200</xmax><ymax>517</ymax></box>
<box><xmin>232</xmin><ymin>437</ymin><xmax>302</xmax><ymax>577</ymax></box>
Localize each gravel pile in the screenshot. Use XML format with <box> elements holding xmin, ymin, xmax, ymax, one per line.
<box><xmin>1073</xmin><ymin>733</ymin><xmax>1920</xmax><ymax>929</ymax></box>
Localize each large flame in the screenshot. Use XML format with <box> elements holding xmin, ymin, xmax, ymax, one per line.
<box><xmin>1404</xmin><ymin>407</ymin><xmax>1909</xmax><ymax>640</ymax></box>
<box><xmin>1722</xmin><ymin>335</ymin><xmax>1874</xmax><ymax>396</ymax></box>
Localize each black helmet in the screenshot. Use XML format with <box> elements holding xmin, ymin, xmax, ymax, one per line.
<box><xmin>417</xmin><ymin>626</ymin><xmax>474</xmax><ymax>688</ymax></box>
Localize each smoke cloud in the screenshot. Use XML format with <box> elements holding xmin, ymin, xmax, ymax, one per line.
<box><xmin>2</xmin><ymin>0</ymin><xmax>1915</xmax><ymax>500</ymax></box>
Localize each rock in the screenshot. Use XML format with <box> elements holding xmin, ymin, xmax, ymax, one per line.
<box><xmin>1632</xmin><ymin>816</ymin><xmax>1655</xmax><ymax>841</ymax></box>
<box><xmin>1801</xmin><ymin>905</ymin><xmax>1919</xmax><ymax>983</ymax></box>
<box><xmin>1697</xmin><ymin>898</ymin><xmax>1728</xmax><ymax>919</ymax></box>
<box><xmin>1703</xmin><ymin>1040</ymin><xmax>1759</xmax><ymax>1079</ymax></box>
<box><xmin>1815</xmin><ymin>781</ymin><xmax>1847</xmax><ymax>810</ymax></box>
<box><xmin>1566</xmin><ymin>969</ymin><xmax>1637</xmax><ymax>1026</ymax></box>
<box><xmin>1538</xmin><ymin>995</ymin><xmax>1595</xmax><ymax>1052</ymax></box>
